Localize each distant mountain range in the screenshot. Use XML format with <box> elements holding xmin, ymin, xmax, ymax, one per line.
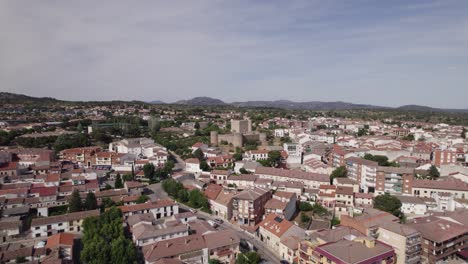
<box><xmin>173</xmin><ymin>97</ymin><xmax>226</xmax><ymax>106</ymax></box>
<box><xmin>0</xmin><ymin>92</ymin><xmax>60</xmax><ymax>104</ymax></box>
<box><xmin>1</xmin><ymin>92</ymin><xmax>467</xmax><ymax>113</ymax></box>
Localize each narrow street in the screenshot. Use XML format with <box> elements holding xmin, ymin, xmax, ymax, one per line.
<box><xmin>169</xmin><ymin>150</ymin><xmax>185</xmax><ymax>172</ymax></box>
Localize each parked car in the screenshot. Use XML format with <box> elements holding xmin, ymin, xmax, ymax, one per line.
<box><xmin>213</xmin><ymin>218</ymin><xmax>224</xmax><ymax>224</ymax></box>
<box><xmin>207</xmin><ymin>220</ymin><xmax>218</xmax><ymax>227</ymax></box>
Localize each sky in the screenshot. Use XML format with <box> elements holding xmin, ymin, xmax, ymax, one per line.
<box><xmin>1</xmin><ymin>0</ymin><xmax>467</xmax><ymax>108</ymax></box>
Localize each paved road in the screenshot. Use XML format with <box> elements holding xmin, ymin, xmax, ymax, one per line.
<box><xmin>169</xmin><ymin>150</ymin><xmax>185</xmax><ymax>172</ymax></box>
<box><xmin>146</xmin><ymin>182</ymin><xmax>169</xmax><ymax>200</ymax></box>
<box><xmin>178</xmin><ymin>204</ymin><xmax>281</xmax><ymax>264</ymax></box>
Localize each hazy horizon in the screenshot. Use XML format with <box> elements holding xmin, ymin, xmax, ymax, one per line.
<box><xmin>1</xmin><ymin>1</ymin><xmax>468</xmax><ymax>108</ymax></box>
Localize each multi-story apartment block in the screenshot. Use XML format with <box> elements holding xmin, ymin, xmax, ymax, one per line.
<box><xmin>407</xmin><ymin>214</ymin><xmax>467</xmax><ymax>263</ymax></box>
<box><xmin>377</xmin><ymin>223</ymin><xmax>421</xmax><ymax>264</ymax></box>
<box><xmin>345</xmin><ymin>157</ymin><xmax>378</xmax><ymax>193</ymax></box>
<box><xmin>375</xmin><ymin>166</ymin><xmax>414</xmax><ymax>195</ymax></box>
<box><xmin>255</xmin><ymin>167</ymin><xmax>329</xmax><ymax>189</ymax></box>
<box><xmin>232</xmin><ymin>187</ymin><xmax>271</xmax><ymax>226</ymax></box>
<box><xmin>433</xmin><ymin>149</ymin><xmax>458</xmax><ymax>167</ymax></box>
<box><xmin>341</xmin><ymin>208</ymin><xmax>399</xmax><ymax>238</ymax></box>
<box><xmin>312</xmin><ymin>236</ymin><xmax>396</xmax><ymax>264</ymax></box>
<box><xmin>30</xmin><ymin>210</ymin><xmax>100</xmax><ymax>238</ymax></box>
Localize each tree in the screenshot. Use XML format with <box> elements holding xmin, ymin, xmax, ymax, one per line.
<box><xmin>101</xmin><ymin>197</ymin><xmax>115</xmax><ymax>209</ymax></box>
<box><xmin>357</xmin><ymin>128</ymin><xmax>368</xmax><ymax>137</ymax></box>
<box><xmin>428</xmin><ymin>165</ymin><xmax>440</xmax><ymax>180</ymax></box>
<box><xmin>194</xmin><ymin>122</ymin><xmax>200</xmax><ymax>130</ymax></box>
<box><xmin>81</xmin><ymin>207</ymin><xmax>138</xmax><ymax>264</ymax></box>
<box><xmin>53</xmin><ymin>133</ymin><xmax>90</xmax><ymax>153</ymax></box>
<box><xmin>233</xmin><ymin>152</ymin><xmax>243</xmax><ymax>161</ymax></box>
<box><xmin>143</xmin><ymin>163</ymin><xmax>155</xmax><ymax>179</ymax></box>
<box><xmin>299</xmin><ymin>202</ymin><xmax>313</xmax><ymax>211</ymax></box>
<box><xmin>239</xmin><ymin>168</ymin><xmax>250</xmax><ymax>174</ymax></box>
<box><xmin>193</xmin><ymin>148</ymin><xmax>204</xmax><ymax>161</ymax></box>
<box><xmin>236</xmin><ymin>252</ymin><xmax>261</xmax><ymax>264</ymax></box>
<box><xmin>330</xmin><ymin>166</ymin><xmax>347</xmax><ymax>184</ymax></box>
<box><xmin>115</xmin><ymin>174</ymin><xmax>124</xmax><ymax>189</ymax></box>
<box><xmin>300</xmin><ymin>212</ymin><xmax>311</xmax><ymax>223</ymax></box>
<box><xmin>136</xmin><ymin>195</ymin><xmax>149</xmax><ymax>204</ymax></box>
<box><xmin>209</xmin><ymin>259</ymin><xmax>221</xmax><ymax>264</ymax></box>
<box><xmin>267</xmin><ymin>150</ymin><xmax>282</xmax><ymax>167</ymax></box>
<box><xmin>77</xmin><ymin>123</ymin><xmax>84</xmax><ymax>133</ymax></box>
<box><xmin>461</xmin><ymin>127</ymin><xmax>467</xmax><ymax>139</ymax></box>
<box><xmin>177</xmin><ymin>189</ymin><xmax>189</xmax><ymax>203</ymax></box>
<box><xmin>364</xmin><ymin>154</ymin><xmax>393</xmax><ymax>166</ymax></box>
<box><xmin>84</xmin><ymin>192</ymin><xmax>98</xmax><ymax>210</ymax></box>
<box><xmin>188</xmin><ymin>189</ymin><xmax>209</xmax><ymax>210</ymax></box>
<box><xmin>91</xmin><ymin>129</ymin><xmax>113</xmax><ymax>144</ymax></box>
<box><xmin>122</xmin><ymin>174</ymin><xmax>133</xmax><ymax>182</ymax></box>
<box><xmin>200</xmin><ymin>160</ymin><xmax>210</xmax><ymax>171</ymax></box>
<box><xmin>402</xmin><ymin>134</ymin><xmax>415</xmax><ymax>141</ymax></box>
<box><xmin>15</xmin><ymin>256</ymin><xmax>27</xmax><ymax>263</ymax></box>
<box><xmin>374</xmin><ymin>193</ymin><xmax>402</xmax><ymax>217</ymax></box>
<box><xmin>68</xmin><ymin>189</ymin><xmax>82</xmax><ymax>213</ymax></box>
<box><xmin>311</xmin><ymin>203</ymin><xmax>329</xmax><ymax>216</ymax></box>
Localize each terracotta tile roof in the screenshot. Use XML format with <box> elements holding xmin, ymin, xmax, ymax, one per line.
<box><xmin>259</xmin><ymin>213</ymin><xmax>294</xmax><ymax>238</ymax></box>
<box><xmin>273</xmin><ymin>191</ymin><xmax>295</xmax><ymax>200</ymax></box>
<box><xmin>316</xmin><ymin>238</ymin><xmax>394</xmax><ymax>263</ymax></box>
<box><xmin>45</xmin><ymin>174</ymin><xmax>61</xmax><ymax>182</ymax></box>
<box><xmin>227</xmin><ymin>174</ymin><xmax>257</xmax><ymax>182</ymax></box>
<box><xmin>203</xmin><ymin>184</ymin><xmax>222</xmax><ymax>201</ymax></box>
<box><xmin>0</xmin><ymin>162</ymin><xmax>18</xmax><ymax>171</ymax></box>
<box><xmin>30</xmin><ymin>187</ymin><xmax>58</xmax><ymax>197</ymax></box>
<box><xmin>413</xmin><ymin>177</ymin><xmax>468</xmax><ymax>191</ymax></box>
<box><xmin>265</xmin><ymin>198</ymin><xmax>288</xmax><ymax>211</ymax></box>
<box><xmin>379</xmin><ymin>222</ymin><xmax>419</xmax><ymax>236</ymax></box>
<box><xmin>142</xmin><ymin>234</ymin><xmax>206</xmax><ymax>262</ymax></box>
<box><xmin>46</xmin><ymin>232</ymin><xmax>75</xmax><ymax>248</ymax></box>
<box><xmin>255</xmin><ymin>167</ymin><xmax>329</xmax><ymax>183</ymax></box>
<box><xmin>336</xmin><ymin>186</ymin><xmax>354</xmax><ymax>196</ymax></box>
<box><xmin>408</xmin><ymin>216</ymin><xmax>468</xmax><ymax>243</ymax></box>
<box><xmin>192</xmin><ymin>142</ymin><xmax>205</xmax><ymax>148</ymax></box>
<box><xmin>354</xmin><ymin>192</ymin><xmax>373</xmax><ymax>199</ymax></box>
<box><xmin>345</xmin><ymin>156</ymin><xmax>378</xmax><ymax>167</ymax></box>
<box><xmin>31</xmin><ymin>209</ymin><xmax>100</xmax><ymax>226</ymax></box>
<box><xmin>204</xmin><ymin>229</ymin><xmax>240</xmax><ymax>250</ymax></box>
<box><xmin>233</xmin><ymin>187</ymin><xmax>270</xmax><ymax>201</ymax></box>
<box><xmin>125</xmin><ymin>181</ymin><xmax>145</xmax><ymax>189</ymax></box>
<box><xmin>214</xmin><ymin>191</ymin><xmax>234</xmax><ymax>206</ymax></box>
<box><xmin>119</xmin><ymin>199</ymin><xmax>176</xmax><ymax>213</ymax></box>
<box><xmin>185</xmin><ymin>158</ymin><xmax>200</xmax><ymax>164</ymax></box>
<box><xmin>211</xmin><ymin>170</ymin><xmax>229</xmax><ymax>175</ymax></box>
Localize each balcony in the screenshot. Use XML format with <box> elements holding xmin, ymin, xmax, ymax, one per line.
<box><xmin>405</xmin><ymin>255</ymin><xmax>421</xmax><ymax>264</ymax></box>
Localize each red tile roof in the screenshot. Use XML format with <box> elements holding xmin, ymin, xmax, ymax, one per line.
<box><xmin>203</xmin><ymin>184</ymin><xmax>223</xmax><ymax>201</ymax></box>
<box><xmin>46</xmin><ymin>233</ymin><xmax>75</xmax><ymax>248</ymax></box>
<box><xmin>119</xmin><ymin>199</ymin><xmax>176</xmax><ymax>213</ymax></box>
<box><xmin>259</xmin><ymin>213</ymin><xmax>294</xmax><ymax>238</ymax></box>
<box><xmin>30</xmin><ymin>187</ymin><xmax>58</xmax><ymax>197</ymax></box>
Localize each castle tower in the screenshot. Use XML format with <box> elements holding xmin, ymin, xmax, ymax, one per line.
<box><xmin>210</xmin><ymin>131</ymin><xmax>219</xmax><ymax>147</ymax></box>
